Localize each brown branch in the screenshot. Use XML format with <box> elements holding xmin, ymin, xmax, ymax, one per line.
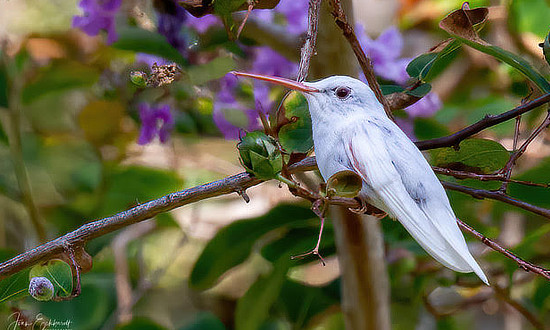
<box><xmin>1</xmin><ymin>94</ymin><xmax>550</xmax><ymax>279</ymax></box>
<box><xmin>442</xmin><ymin>181</ymin><xmax>550</xmax><ymax>218</ymax></box>
<box><xmin>296</xmin><ymin>0</ymin><xmax>322</xmax><ymax>82</ymax></box>
<box><xmin>328</xmin><ymin>0</ymin><xmax>393</xmax><ymax>120</ymax></box>
<box><xmin>433</xmin><ymin>167</ymin><xmax>550</xmax><ymax>188</ymax></box>
<box><xmin>457</xmin><ymin>219</ymin><xmax>550</xmax><ymax>281</ymax></box>
<box><xmin>416</xmin><ymin>93</ymin><xmax>550</xmax><ymax>150</ymax></box>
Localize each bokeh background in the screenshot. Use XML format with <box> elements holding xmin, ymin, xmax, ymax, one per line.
<box><xmin>0</xmin><ymin>0</ymin><xmax>549</xmax><ymax>329</ymax></box>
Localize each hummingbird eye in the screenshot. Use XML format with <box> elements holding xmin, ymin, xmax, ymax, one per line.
<box><xmin>335</xmin><ymin>86</ymin><xmax>351</xmax><ymax>99</ymax></box>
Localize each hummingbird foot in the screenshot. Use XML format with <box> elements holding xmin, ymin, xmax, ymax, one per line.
<box><xmin>291</xmin><ymin>249</ymin><xmax>326</xmax><ymax>266</ymax></box>
<box><xmin>349</xmin><ymin>198</ymin><xmax>387</xmax><ymax>219</ymax></box>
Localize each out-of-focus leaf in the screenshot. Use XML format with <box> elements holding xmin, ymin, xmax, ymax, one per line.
<box><xmin>29</xmin><ymin>259</ymin><xmax>73</xmax><ymax>298</ymax></box>
<box><xmin>235</xmin><ymin>257</ymin><xmax>290</xmax><ymax>330</ymax></box>
<box><xmin>260</xmin><ymin>226</ymin><xmax>336</xmax><ymax>264</ymax></box>
<box><xmin>40</xmin><ymin>279</ymin><xmax>113</xmax><ymax>330</ymax></box>
<box><xmin>43</xmin><ymin>139</ymin><xmax>102</xmax><ymax>194</ymax></box>
<box><xmin>0</xmin><ymin>118</ymin><xmax>8</xmax><ymax>145</ymax></box>
<box><xmin>406</xmin><ymin>39</ymin><xmax>461</xmax><ymax>82</ymax></box>
<box><xmin>0</xmin><ymin>57</ymin><xmax>7</xmax><ymax>108</ymax></box>
<box><xmin>117</xmin><ymin>317</ymin><xmax>168</xmax><ymax>330</ymax></box>
<box><xmin>439</xmin><ymin>6</ymin><xmax>550</xmax><ymax>92</ymax></box>
<box><xmin>189</xmin><ymin>204</ymin><xmax>315</xmax><ymax>290</ymax></box>
<box><xmin>21</xmin><ymin>61</ymin><xmax>99</xmax><ymax>104</ymax></box>
<box><xmin>78</xmin><ymin>100</ymin><xmax>125</xmax><ymax>146</ymax></box>
<box><xmin>0</xmin><ymin>269</ymin><xmax>30</xmax><ymax>303</ymax></box>
<box><xmin>542</xmin><ymin>31</ymin><xmax>550</xmax><ymax>66</ymax></box>
<box><xmin>98</xmin><ymin>165</ymin><xmax>183</xmax><ymax>217</ymax></box>
<box><xmin>509</xmin><ymin>157</ymin><xmax>550</xmax><ymax>209</ymax></box>
<box><xmin>510</xmin><ymin>0</ymin><xmax>550</xmax><ymax>38</ymax></box>
<box><xmin>187</xmin><ymin>56</ymin><xmax>236</xmax><ymax>85</ymax></box>
<box><xmin>278</xmin><ymin>92</ymin><xmax>313</xmax><ymax>153</ymax></box>
<box><xmin>275</xmin><ymin>279</ymin><xmax>339</xmax><ymax>327</ymax></box>
<box><xmin>179</xmin><ymin>312</ymin><xmax>225</xmax><ymax>330</ymax></box>
<box><xmin>533</xmin><ymin>279</ymin><xmax>550</xmax><ymax>310</ymax></box>
<box><xmin>429</xmin><ymin>139</ymin><xmax>510</xmax><ymax>174</ymax></box>
<box><xmin>113</xmin><ymin>27</ymin><xmax>186</xmax><ymax>65</ymax></box>
<box><xmin>405</xmin><ymin>83</ymin><xmax>432</xmax><ymax>98</ymax></box>
<box><xmin>414</xmin><ymin>117</ymin><xmax>450</xmax><ymax>140</ymax></box>
<box><xmin>326</xmin><ymin>170</ymin><xmax>362</xmax><ymax>198</ymax></box>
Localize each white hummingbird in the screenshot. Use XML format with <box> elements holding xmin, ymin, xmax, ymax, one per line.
<box><xmin>232</xmin><ymin>72</ymin><xmax>489</xmax><ymax>285</ymax></box>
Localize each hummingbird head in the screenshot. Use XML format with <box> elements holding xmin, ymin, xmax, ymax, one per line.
<box><xmin>230</xmin><ymin>72</ymin><xmax>385</xmax><ymax>121</ymax></box>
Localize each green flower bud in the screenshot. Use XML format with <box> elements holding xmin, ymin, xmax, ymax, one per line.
<box><xmin>29</xmin><ymin>276</ymin><xmax>54</xmax><ymax>301</ymax></box>
<box><xmin>130</xmin><ymin>71</ymin><xmax>148</xmax><ymax>87</ymax></box>
<box><xmin>237</xmin><ymin>131</ymin><xmax>283</xmax><ymax>180</ymax></box>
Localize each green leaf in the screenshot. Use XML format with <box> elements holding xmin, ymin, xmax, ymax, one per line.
<box><xmin>29</xmin><ymin>259</ymin><xmax>73</xmax><ymax>298</ymax></box>
<box><xmin>439</xmin><ymin>6</ymin><xmax>550</xmax><ymax>92</ymax></box>
<box><xmin>189</xmin><ymin>204</ymin><xmax>315</xmax><ymax>290</ymax></box>
<box><xmin>235</xmin><ymin>257</ymin><xmax>290</xmax><ymax>330</ymax></box>
<box><xmin>179</xmin><ymin>312</ymin><xmax>225</xmax><ymax>330</ymax></box>
<box><xmin>276</xmin><ymin>279</ymin><xmax>339</xmax><ymax>327</ymax></box>
<box><xmin>118</xmin><ymin>317</ymin><xmax>168</xmax><ymax>330</ymax></box>
<box><xmin>542</xmin><ymin>31</ymin><xmax>550</xmax><ymax>66</ymax></box>
<box><xmin>405</xmin><ymin>83</ymin><xmax>432</xmax><ymax>98</ymax></box>
<box><xmin>40</xmin><ymin>277</ymin><xmax>114</xmax><ymax>330</ymax></box>
<box><xmin>187</xmin><ymin>56</ymin><xmax>236</xmax><ymax>85</ymax></box>
<box><xmin>406</xmin><ymin>40</ymin><xmax>461</xmax><ymax>82</ymax></box>
<box><xmin>260</xmin><ymin>227</ymin><xmax>336</xmax><ymax>265</ymax></box>
<box><xmin>326</xmin><ymin>170</ymin><xmax>362</xmax><ymax>198</ymax></box>
<box><xmin>21</xmin><ymin>61</ymin><xmax>100</xmax><ymax>104</ymax></box>
<box><xmin>414</xmin><ymin>117</ymin><xmax>450</xmax><ymax>140</ymax></box>
<box><xmin>0</xmin><ymin>117</ymin><xmax>8</xmax><ymax>145</ymax></box>
<box><xmin>380</xmin><ymin>85</ymin><xmax>405</xmax><ymax>95</ymax></box>
<box><xmin>509</xmin><ymin>157</ymin><xmax>550</xmax><ymax>209</ymax></box>
<box><xmin>278</xmin><ymin>92</ymin><xmax>313</xmax><ymax>153</ymax></box>
<box><xmin>113</xmin><ymin>27</ymin><xmax>187</xmax><ymax>66</ymax></box>
<box><xmin>429</xmin><ymin>139</ymin><xmax>510</xmax><ymax>174</ymax></box>
<box><xmin>510</xmin><ymin>0</ymin><xmax>550</xmax><ymax>38</ymax></box>
<box><xmin>98</xmin><ymin>165</ymin><xmax>183</xmax><ymax>217</ymax></box>
<box><xmin>0</xmin><ymin>269</ymin><xmax>30</xmax><ymax>303</ymax></box>
<box><xmin>0</xmin><ymin>56</ymin><xmax>7</xmax><ymax>108</ymax></box>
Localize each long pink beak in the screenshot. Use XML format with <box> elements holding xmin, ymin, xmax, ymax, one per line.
<box><xmin>230</xmin><ymin>71</ymin><xmax>319</xmax><ymax>93</ymax></box>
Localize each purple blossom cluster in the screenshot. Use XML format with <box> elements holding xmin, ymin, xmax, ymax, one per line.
<box><xmin>212</xmin><ymin>0</ymin><xmax>307</xmax><ymax>139</ymax></box>
<box><xmin>137</xmin><ymin>103</ymin><xmax>174</xmax><ymax>145</ymax></box>
<box><xmin>72</xmin><ymin>0</ymin><xmax>122</xmax><ymax>45</ymax></box>
<box><xmin>356</xmin><ymin>25</ymin><xmax>443</xmax><ymax>138</ymax></box>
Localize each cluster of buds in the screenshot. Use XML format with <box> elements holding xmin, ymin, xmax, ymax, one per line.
<box><xmin>237</xmin><ymin>131</ymin><xmax>283</xmax><ymax>180</ymax></box>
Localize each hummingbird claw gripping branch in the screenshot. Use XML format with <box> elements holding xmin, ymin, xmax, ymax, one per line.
<box><xmin>232</xmin><ymin>71</ymin><xmax>489</xmax><ymax>285</ymax></box>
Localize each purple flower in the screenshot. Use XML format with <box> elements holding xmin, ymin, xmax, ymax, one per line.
<box><xmin>405</xmin><ymin>92</ymin><xmax>443</xmax><ymax>118</ymax></box>
<box><xmin>356</xmin><ymin>25</ymin><xmax>410</xmax><ymax>84</ymax></box>
<box><xmin>186</xmin><ymin>14</ymin><xmax>222</xmax><ymax>34</ymax></box>
<box><xmin>138</xmin><ymin>103</ymin><xmax>174</xmax><ymax>145</ymax></box>
<box><xmin>72</xmin><ymin>0</ymin><xmax>122</xmax><ymax>44</ymax></box>
<box><xmin>135</xmin><ymin>53</ymin><xmax>171</xmax><ymax>68</ymax></box>
<box><xmin>275</xmin><ymin>0</ymin><xmax>309</xmax><ymax>35</ymax></box>
<box><xmin>158</xmin><ymin>3</ymin><xmax>187</xmax><ymax>53</ymax></box>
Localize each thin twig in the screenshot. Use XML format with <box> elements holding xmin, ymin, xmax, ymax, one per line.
<box><xmin>442</xmin><ymin>181</ymin><xmax>550</xmax><ymax>218</ymax></box>
<box><xmin>296</xmin><ymin>0</ymin><xmax>322</xmax><ymax>82</ymax></box>
<box><xmin>2</xmin><ymin>95</ymin><xmax>550</xmax><ymax>279</ymax></box>
<box><xmin>433</xmin><ymin>167</ymin><xmax>550</xmax><ymax>188</ymax></box>
<box><xmin>499</xmin><ymin>111</ymin><xmax>550</xmax><ymax>192</ymax></box>
<box><xmin>328</xmin><ymin>0</ymin><xmax>393</xmax><ymax>120</ymax></box>
<box><xmin>416</xmin><ymin>93</ymin><xmax>550</xmax><ymax>150</ymax></box>
<box><xmin>457</xmin><ymin>219</ymin><xmax>550</xmax><ymax>281</ymax></box>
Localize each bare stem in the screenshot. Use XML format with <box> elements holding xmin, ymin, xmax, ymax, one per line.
<box><xmin>296</xmin><ymin>0</ymin><xmax>322</xmax><ymax>82</ymax></box>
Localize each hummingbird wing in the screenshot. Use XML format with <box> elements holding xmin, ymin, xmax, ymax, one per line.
<box><xmin>345</xmin><ymin>119</ymin><xmax>488</xmax><ymax>284</ymax></box>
